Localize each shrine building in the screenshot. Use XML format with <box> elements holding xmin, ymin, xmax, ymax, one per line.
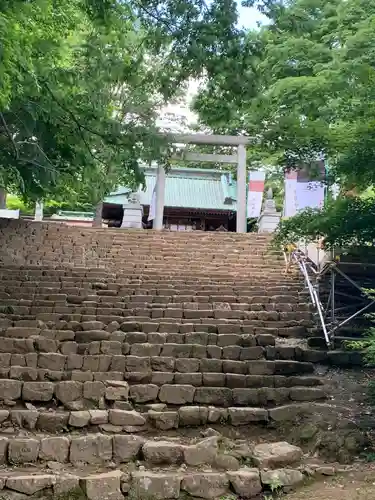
<box><xmin>102</xmin><ymin>166</ymin><xmax>238</xmax><ymax>231</ymax></box>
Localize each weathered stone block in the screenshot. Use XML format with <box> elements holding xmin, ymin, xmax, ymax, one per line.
<box><xmin>10</xmin><ymin>409</ymin><xmax>38</xmax><ymax>430</ymax></box>
<box><xmin>217</xmin><ymin>334</ymin><xmax>242</xmax><ymax>346</ymax></box>
<box><xmin>161</xmin><ymin>344</ymin><xmax>192</xmax><ymax>358</ymax></box>
<box><xmin>143</xmin><ymin>441</ymin><xmax>184</xmax><ymax>465</ymax></box>
<box><xmin>82</xmin><ymin>321</ymin><xmax>105</xmax><ymax>331</ymax></box>
<box><xmin>53</xmin><ymin>474</ymin><xmax>80</xmax><ymax>496</ymax></box>
<box><xmin>55</xmin><ymin>381</ymin><xmax>82</xmax><ymax>404</ymax></box>
<box><xmin>69</xmin><ymin>411</ymin><xmax>91</xmax><ymax>427</ymax></box>
<box><xmin>0</xmin><ymin>437</ymin><xmax>8</xmax><ymax>464</ymax></box>
<box><xmin>0</xmin><ymin>379</ymin><xmax>22</xmax><ymax>400</ymax></box>
<box><xmin>232</xmin><ymin>388</ymin><xmax>259</xmax><ymax>406</ymax></box>
<box><xmin>131</xmin><ymin>343</ymin><xmax>162</xmax><ymax>357</ymax></box>
<box><xmin>151</xmin><ymin>371</ymin><xmax>174</xmax><ymax>385</ymax></box>
<box><xmin>37</xmin><ymin>412</ymin><xmax>69</xmax><ymax>432</ymax></box>
<box><xmin>227</xmin><ymin>469</ymin><xmax>262</xmax><ymax>497</ymax></box>
<box><xmin>175</xmin><ymin>358</ymin><xmax>200</xmax><ymax>373</ymax></box>
<box><xmin>35</xmin><ymin>337</ymin><xmax>58</xmax><ymax>352</ymax></box>
<box><xmin>70</xmin><ymin>434</ymin><xmax>113</xmax><ymax>464</ymax></box>
<box><xmin>194</xmin><ymin>387</ymin><xmax>232</xmax><ymax>407</ymax></box>
<box><xmin>130</xmin><ymin>384</ymin><xmax>159</xmax><ymax>403</ymax></box>
<box><xmin>223</xmin><ymin>360</ymin><xmax>247</xmax><ymax>374</ymax></box>
<box><xmin>22</xmin><ymin>381</ymin><xmax>54</xmax><ymax>401</ymax></box>
<box><xmin>148</xmin><ymin>410</ymin><xmax>179</xmax><ymax>430</ymax></box>
<box><xmin>60</xmin><ymin>341</ymin><xmax>78</xmax><ymax>355</ymax></box>
<box><xmin>131</xmin><ymin>472</ymin><xmax>181</xmax><ymax>500</ymax></box>
<box><xmin>201</xmin><ymin>358</ymin><xmax>222</xmax><ymax>372</ymax></box>
<box><xmin>125</xmin><ymin>355</ymin><xmax>151</xmax><ymax>372</ymax></box>
<box><xmin>174</xmin><ymin>372</ymin><xmax>202</xmax><ymax>386</ymax></box>
<box><xmin>240</xmin><ymin>346</ymin><xmax>264</xmax><ymax>360</ymax></box>
<box><xmin>89</xmin><ymin>409</ymin><xmax>108</xmax><ymax>425</ymax></box>
<box><xmin>67</xmin><ymin>353</ymin><xmax>83</xmax><ymax>370</ymax></box>
<box><xmin>80</xmin><ymin>471</ymin><xmax>123</xmax><ymax>500</ymax></box>
<box><xmin>11</xmin><ymin>354</ymin><xmax>26</xmax><ymax>366</ymax></box>
<box><xmin>105</xmin><ymin>381</ymin><xmax>129</xmax><ymax>401</ymax></box>
<box><xmin>83</xmin><ymin>381</ymin><xmax>105</xmax><ymax>401</ymax></box>
<box><xmin>226</xmin><ymin>373</ymin><xmax>247</xmax><ymax>388</ymax></box>
<box><xmin>38</xmin><ymin>353</ymin><xmax>66</xmax><ymax>371</ymax></box>
<box><xmin>181</xmin><ymin>472</ymin><xmax>229</xmax><ymax>499</ymax></box>
<box><xmin>110</xmin><ymin>355</ymin><xmax>126</xmax><ymax>372</ymax></box>
<box><xmin>159</xmin><ymin>384</ymin><xmax>195</xmax><ymax>405</ymax></box>
<box><xmin>229</xmin><ymin>407</ymin><xmax>268</xmax><ymax>425</ymax></box>
<box><xmin>178</xmin><ymin>406</ymin><xmax>208</xmax><ymax>426</ymax></box>
<box><xmin>6</xmin><ymin>475</ymin><xmax>55</xmax><ymax>495</ymax></box>
<box><xmin>76</xmin><ymin>330</ymin><xmax>110</xmax><ymax>342</ymax></box>
<box><xmin>109</xmin><ymin>409</ymin><xmax>146</xmax><ymax>427</ymax></box>
<box><xmin>252</xmin><ymin>441</ymin><xmax>303</xmax><ymax>468</ymax></box>
<box><xmin>184</xmin><ymin>436</ymin><xmax>218</xmax><ymax>466</ymax></box>
<box><xmin>248</xmin><ymin>360</ymin><xmax>275</xmax><ymax>375</ymax></box>
<box><xmin>150</xmin><ymin>356</ymin><xmax>175</xmax><ymax>372</ymax></box>
<box><xmin>261</xmin><ymin>469</ymin><xmax>304</xmax><ymax>488</ymax></box>
<box><xmin>202</xmin><ymin>373</ymin><xmax>225</xmax><ymax>386</ymax></box>
<box><xmin>9</xmin><ymin>438</ymin><xmax>40</xmax><ymax>464</ymax></box>
<box><xmin>39</xmin><ymin>436</ymin><xmax>70</xmax><ymax>462</ymax></box>
<box><xmin>113</xmin><ymin>435</ymin><xmax>144</xmax><ymax>462</ymax></box>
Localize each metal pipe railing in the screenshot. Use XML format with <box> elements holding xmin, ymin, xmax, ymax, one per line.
<box><xmin>288</xmin><ymin>250</ymin><xmax>332</xmax><ymax>349</ymax></box>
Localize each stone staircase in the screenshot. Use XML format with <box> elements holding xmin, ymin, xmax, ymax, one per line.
<box><xmin>0</xmin><ymin>220</ymin><xmax>365</xmax><ymax>499</ymax></box>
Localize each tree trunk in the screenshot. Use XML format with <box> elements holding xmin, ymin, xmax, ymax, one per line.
<box><xmin>0</xmin><ymin>188</ymin><xmax>7</xmax><ymax>209</ymax></box>
<box><xmin>92</xmin><ymin>201</ymin><xmax>103</xmax><ymax>227</ymax></box>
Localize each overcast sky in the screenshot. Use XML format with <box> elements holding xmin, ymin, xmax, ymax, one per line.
<box><xmin>237</xmin><ymin>4</ymin><xmax>268</xmax><ymax>29</ymax></box>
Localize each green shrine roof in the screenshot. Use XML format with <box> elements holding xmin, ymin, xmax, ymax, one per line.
<box><xmin>105</xmin><ymin>166</ymin><xmax>237</xmax><ymax>211</ymax></box>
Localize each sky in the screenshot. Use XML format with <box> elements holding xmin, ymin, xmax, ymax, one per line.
<box><xmin>237</xmin><ymin>4</ymin><xmax>268</xmax><ymax>29</ymax></box>
<box><xmin>158</xmin><ymin>3</ymin><xmax>267</xmax><ymax>132</ymax></box>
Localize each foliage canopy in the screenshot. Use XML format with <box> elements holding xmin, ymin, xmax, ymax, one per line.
<box><xmin>194</xmin><ymin>0</ymin><xmax>375</xmax><ymax>245</ymax></box>
<box><xmin>0</xmin><ymin>0</ymin><xmax>241</xmax><ymax>205</ymax></box>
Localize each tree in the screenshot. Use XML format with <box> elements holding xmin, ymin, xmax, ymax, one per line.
<box><xmin>0</xmin><ymin>0</ymin><xmax>242</xmax><ymax>215</ymax></box>
<box><xmin>193</xmin><ymin>0</ymin><xmax>375</xmax><ymax>244</ymax></box>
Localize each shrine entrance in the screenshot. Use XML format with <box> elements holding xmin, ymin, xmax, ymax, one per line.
<box><xmin>151</xmin><ymin>133</ymin><xmax>251</xmax><ymax>233</ymax></box>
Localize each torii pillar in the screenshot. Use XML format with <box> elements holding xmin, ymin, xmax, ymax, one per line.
<box><xmin>153</xmin><ymin>134</ymin><xmax>250</xmax><ymax>233</ymax></box>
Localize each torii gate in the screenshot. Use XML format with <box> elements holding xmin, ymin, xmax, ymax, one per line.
<box><xmin>154</xmin><ymin>133</ymin><xmax>250</xmax><ymax>233</ymax></box>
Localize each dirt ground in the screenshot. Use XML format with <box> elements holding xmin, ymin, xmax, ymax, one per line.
<box><xmin>285</xmin><ymin>467</ymin><xmax>375</xmax><ymax>500</ymax></box>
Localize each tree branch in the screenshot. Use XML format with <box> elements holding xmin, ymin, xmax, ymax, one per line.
<box><xmin>0</xmin><ymin>112</ymin><xmax>19</xmax><ymax>159</ymax></box>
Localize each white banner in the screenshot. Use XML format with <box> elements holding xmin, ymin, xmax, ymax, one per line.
<box><xmin>295</xmin><ymin>182</ymin><xmax>325</xmax><ymax>211</ymax></box>
<box><xmin>283</xmin><ymin>176</ymin><xmax>298</xmax><ymax>217</ymax></box>
<box><xmin>148</xmin><ymin>186</ymin><xmax>156</xmax><ymax>221</ymax></box>
<box><xmin>284</xmin><ymin>170</ymin><xmax>325</xmax><ymax>217</ymax></box>
<box><xmin>247</xmin><ymin>171</ymin><xmax>266</xmax><ymax>218</ymax></box>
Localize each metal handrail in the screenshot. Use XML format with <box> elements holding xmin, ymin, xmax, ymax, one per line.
<box><xmin>288</xmin><ymin>249</ymin><xmax>332</xmax><ymax>349</ymax></box>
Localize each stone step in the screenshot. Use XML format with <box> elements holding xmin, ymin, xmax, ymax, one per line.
<box><xmin>0</xmin><ymin>432</ymin><xmax>305</xmax><ymax>472</ymax></box>
<box><xmin>0</xmin><ymin>358</ymin><xmax>324</xmax><ymax>385</ymax></box>
<box><xmin>0</xmin><ymin>300</ymin><xmax>313</xmax><ymax>315</ymax></box>
<box><xmin>0</xmin><ymin>338</ymin><xmax>314</xmax><ymax>362</ymax></box>
<box><xmin>0</xmin><ymin>465</ymin><xmax>325</xmax><ymax>499</ymax></box>
<box><xmin>0</xmin><ymin>318</ymin><xmax>312</xmax><ymax>333</ymax></box>
<box><xmin>0</xmin><ymin>378</ymin><xmax>327</xmax><ymax>409</ymax></box>
<box><xmin>0</xmin><ymin>402</ymin><xmax>332</xmax><ymax>436</ymax></box>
